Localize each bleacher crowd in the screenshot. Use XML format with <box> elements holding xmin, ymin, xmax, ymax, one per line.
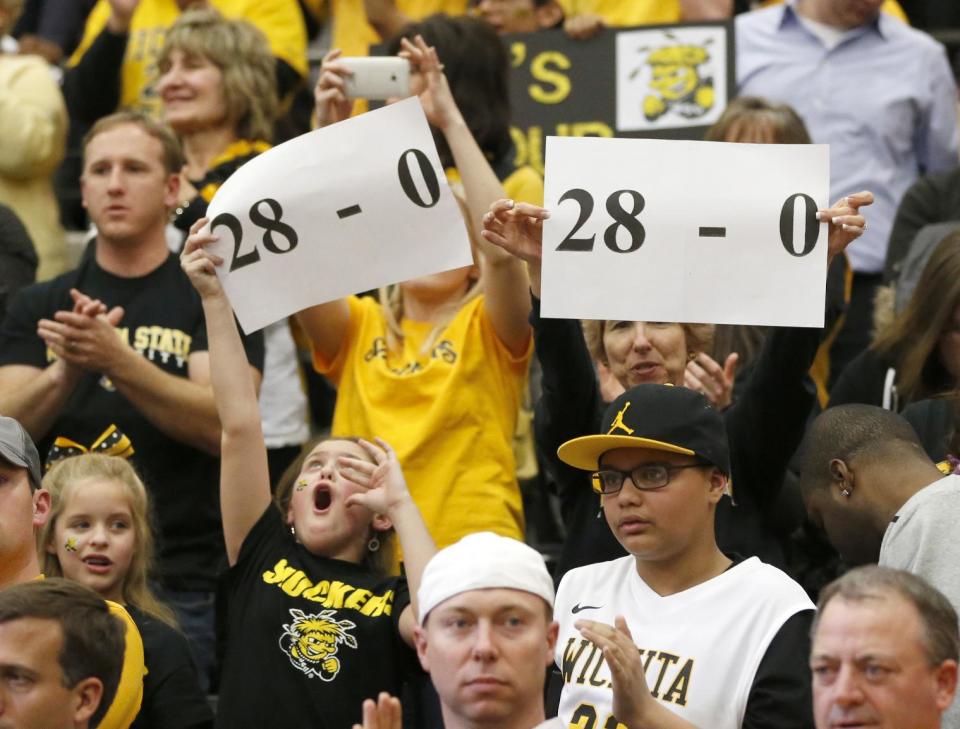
<box><xmin>2</xmin><ymin>1</ymin><xmax>960</xmax><ymax>728</ymax></box>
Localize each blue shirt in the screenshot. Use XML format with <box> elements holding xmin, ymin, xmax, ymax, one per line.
<box><xmin>736</xmin><ymin>2</ymin><xmax>959</xmax><ymax>273</ymax></box>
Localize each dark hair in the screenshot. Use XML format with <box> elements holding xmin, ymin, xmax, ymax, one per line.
<box><xmin>83</xmin><ymin>111</ymin><xmax>185</xmax><ymax>176</ymax></box>
<box><xmin>706</xmin><ymin>96</ymin><xmax>811</xmax><ymax>144</ymax></box>
<box><xmin>798</xmin><ymin>404</ymin><xmax>926</xmax><ymax>493</ymax></box>
<box><xmin>873</xmin><ymin>231</ymin><xmax>960</xmax><ymax>403</ymax></box>
<box><xmin>815</xmin><ymin>565</ymin><xmax>960</xmax><ymax>667</ymax></box>
<box><xmin>386</xmin><ymin>15</ymin><xmax>513</xmax><ymax>169</ymax></box>
<box><xmin>0</xmin><ymin>578</ymin><xmax>126</xmax><ymax>726</ymax></box>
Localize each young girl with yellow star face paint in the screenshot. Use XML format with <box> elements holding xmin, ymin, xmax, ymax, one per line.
<box><xmin>38</xmin><ymin>454</ymin><xmax>213</xmax><ymax>729</ymax></box>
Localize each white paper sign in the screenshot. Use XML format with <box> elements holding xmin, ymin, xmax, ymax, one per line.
<box><xmin>541</xmin><ymin>136</ymin><xmax>830</xmax><ymax>327</ymax></box>
<box><xmin>206</xmin><ymin>98</ymin><xmax>472</xmax><ymax>332</ymax></box>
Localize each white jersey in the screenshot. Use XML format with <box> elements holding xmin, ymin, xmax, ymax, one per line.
<box><xmin>554</xmin><ymin>556</ymin><xmax>813</xmax><ymax>729</ymax></box>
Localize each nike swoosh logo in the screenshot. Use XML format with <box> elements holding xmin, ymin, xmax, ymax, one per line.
<box><xmin>571</xmin><ymin>603</ymin><xmax>603</xmax><ymax>614</ymax></box>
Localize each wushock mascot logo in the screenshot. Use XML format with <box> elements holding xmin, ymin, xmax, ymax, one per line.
<box><xmin>634</xmin><ymin>35</ymin><xmax>715</xmax><ymax>123</ymax></box>
<box><xmin>279</xmin><ymin>608</ymin><xmax>358</xmax><ymax>680</ymax></box>
<box><xmin>616</xmin><ymin>25</ymin><xmax>727</xmax><ymax>133</ymax></box>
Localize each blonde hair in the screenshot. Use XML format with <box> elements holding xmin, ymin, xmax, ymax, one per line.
<box><xmin>379</xmin><ymin>194</ymin><xmax>482</xmax><ymax>355</ymax></box>
<box><xmin>158</xmin><ymin>7</ymin><xmax>277</xmax><ymax>142</ymax></box>
<box><xmin>38</xmin><ymin>455</ymin><xmax>178</xmax><ymax>628</ymax></box>
<box><xmin>581</xmin><ymin>320</ymin><xmax>713</xmax><ymax>374</ymax></box>
<box><xmin>274</xmin><ymin>437</ymin><xmax>396</xmax><ymax>575</ymax></box>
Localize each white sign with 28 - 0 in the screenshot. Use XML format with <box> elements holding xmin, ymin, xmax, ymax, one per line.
<box><xmin>540</xmin><ymin>136</ymin><xmax>831</xmax><ymax>327</ymax></box>
<box><xmin>205</xmin><ymin>97</ymin><xmax>472</xmax><ymax>333</ymax></box>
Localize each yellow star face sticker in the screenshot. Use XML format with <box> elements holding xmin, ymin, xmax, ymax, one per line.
<box><xmin>608</xmin><ymin>402</ymin><xmax>635</xmax><ymax>435</ymax></box>
<box><xmin>295</xmin><ymin>480</ymin><xmax>309</xmax><ymax>492</ymax></box>
<box><xmin>64</xmin><ymin>536</ymin><xmax>79</xmax><ymax>553</ymax></box>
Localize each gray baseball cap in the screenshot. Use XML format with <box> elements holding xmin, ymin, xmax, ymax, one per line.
<box><xmin>0</xmin><ymin>416</ymin><xmax>42</xmax><ymax>490</ymax></box>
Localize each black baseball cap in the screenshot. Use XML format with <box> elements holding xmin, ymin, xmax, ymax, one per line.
<box><xmin>0</xmin><ymin>416</ymin><xmax>43</xmax><ymax>491</ymax></box>
<box><xmin>557</xmin><ymin>384</ymin><xmax>731</xmax><ymax>475</ymax></box>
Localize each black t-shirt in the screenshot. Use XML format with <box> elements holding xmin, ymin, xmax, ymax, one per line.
<box><xmin>0</xmin><ymin>253</ymin><xmax>264</xmax><ymax>590</ymax></box>
<box><xmin>216</xmin><ymin>507</ymin><xmax>415</xmax><ymax>729</ymax></box>
<box><xmin>128</xmin><ymin>606</ymin><xmax>213</xmax><ymax>729</ymax></box>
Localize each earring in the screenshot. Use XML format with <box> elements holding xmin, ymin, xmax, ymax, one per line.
<box><xmin>367</xmin><ymin>535</ymin><xmax>381</xmax><ymax>553</ymax></box>
<box><xmin>290</xmin><ymin>525</ymin><xmax>296</xmax><ymax>536</ymax></box>
<box><xmin>841</xmin><ymin>488</ymin><xmax>851</xmax><ymax>498</ymax></box>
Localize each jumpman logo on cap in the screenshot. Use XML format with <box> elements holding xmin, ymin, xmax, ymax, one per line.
<box><xmin>608</xmin><ymin>403</ymin><xmax>635</xmax><ymax>435</ymax></box>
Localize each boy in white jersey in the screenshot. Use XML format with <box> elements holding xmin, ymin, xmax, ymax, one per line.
<box><xmin>554</xmin><ymin>384</ymin><xmax>815</xmax><ymax>729</ymax></box>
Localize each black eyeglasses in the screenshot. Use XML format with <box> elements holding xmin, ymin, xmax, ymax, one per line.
<box><xmin>591</xmin><ymin>462</ymin><xmax>707</xmax><ymax>495</ymax></box>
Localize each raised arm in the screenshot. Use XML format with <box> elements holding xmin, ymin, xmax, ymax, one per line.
<box><xmin>339</xmin><ymin>438</ymin><xmax>435</xmax><ymax>647</ymax></box>
<box><xmin>482</xmin><ymin>199</ymin><xmax>602</xmax><ymax>495</ymax></box>
<box><xmin>181</xmin><ymin>220</ymin><xmax>271</xmax><ymax>565</ymax></box>
<box><xmin>402</xmin><ymin>36</ymin><xmax>531</xmax><ymax>355</ymax></box>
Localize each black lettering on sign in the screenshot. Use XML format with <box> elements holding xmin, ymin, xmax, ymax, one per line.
<box><xmin>604</xmin><ymin>190</ymin><xmax>645</xmax><ymax>253</ymax></box>
<box><xmin>213</xmin><ymin>212</ymin><xmax>259</xmax><ymax>272</ymax></box>
<box><xmin>556</xmin><ymin>189</ymin><xmax>646</xmax><ymax>254</ymax></box>
<box><xmin>249</xmin><ymin>198</ymin><xmax>299</xmax><ymax>254</ymax></box>
<box><xmin>556</xmin><ymin>188</ymin><xmax>596</xmax><ymax>251</ymax></box>
<box><xmin>780</xmin><ymin>193</ymin><xmax>818</xmax><ymax>257</ymax></box>
<box><xmin>398</xmin><ymin>148</ymin><xmax>440</xmax><ymax>208</ymax></box>
<box><xmin>215</xmin><ymin>197</ymin><xmax>298</xmax><ymax>272</ymax></box>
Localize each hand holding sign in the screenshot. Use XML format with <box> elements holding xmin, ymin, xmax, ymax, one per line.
<box><xmin>819</xmin><ymin>192</ymin><xmax>874</xmax><ymax>261</ymax></box>
<box><xmin>537</xmin><ymin>136</ymin><xmax>855</xmax><ymax>327</ymax></box>
<box><xmin>204</xmin><ymin>97</ymin><xmax>472</xmax><ymax>333</ymax></box>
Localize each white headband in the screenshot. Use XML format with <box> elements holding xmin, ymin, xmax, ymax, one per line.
<box><xmin>418</xmin><ymin>532</ymin><xmax>555</xmax><ymax>624</ymax></box>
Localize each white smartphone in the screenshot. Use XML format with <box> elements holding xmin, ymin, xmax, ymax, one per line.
<box><xmin>341</xmin><ymin>56</ymin><xmax>411</xmax><ymax>100</ymax></box>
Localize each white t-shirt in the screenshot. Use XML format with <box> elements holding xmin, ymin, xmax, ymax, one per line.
<box><xmin>554</xmin><ymin>556</ymin><xmax>813</xmax><ymax>729</ymax></box>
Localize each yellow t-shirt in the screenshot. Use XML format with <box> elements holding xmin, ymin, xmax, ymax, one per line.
<box><xmin>312</xmin><ymin>294</ymin><xmax>531</xmax><ymax>550</ymax></box>
<box><xmin>69</xmin><ymin>0</ymin><xmax>308</xmax><ymax>117</ymax></box>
